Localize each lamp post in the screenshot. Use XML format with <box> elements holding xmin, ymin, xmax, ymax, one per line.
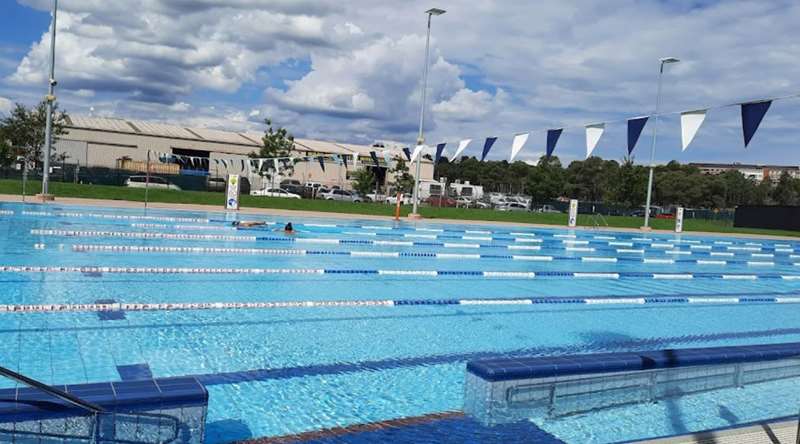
<box><xmin>40</xmin><ymin>0</ymin><xmax>59</xmax><ymax>200</ymax></box>
<box><xmin>642</xmin><ymin>56</ymin><xmax>679</xmax><ymax>229</ymax></box>
<box><xmin>409</xmin><ymin>7</ymin><xmax>446</xmax><ymax>218</ymax></box>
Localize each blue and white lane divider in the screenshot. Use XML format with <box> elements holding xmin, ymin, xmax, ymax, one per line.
<box><xmin>32</xmin><ymin>230</ymin><xmax>800</xmax><ymax>259</ymax></box>
<box><xmin>19</xmin><ymin>208</ymin><xmax>799</xmax><ymax>250</ymax></box>
<box><xmin>2</xmin><ymin>265</ymin><xmax>800</xmax><ymax>280</ymax></box>
<box><xmin>21</xmin><ymin>210</ymin><xmax>209</xmax><ymax>223</ymax></box>
<box><xmin>0</xmin><ymin>210</ymin><xmax>13</xmax><ymax>216</ymax></box>
<box><xmin>4</xmin><ymin>294</ymin><xmax>800</xmax><ymax>314</ymax></box>
<box><xmin>69</xmin><ymin>244</ymin><xmax>800</xmax><ymax>267</ymax></box>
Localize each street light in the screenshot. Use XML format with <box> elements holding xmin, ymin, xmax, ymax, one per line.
<box><xmin>40</xmin><ymin>0</ymin><xmax>59</xmax><ymax>200</ymax></box>
<box><xmin>642</xmin><ymin>56</ymin><xmax>679</xmax><ymax>229</ymax></box>
<box><xmin>409</xmin><ymin>7</ymin><xmax>446</xmax><ymax>218</ymax></box>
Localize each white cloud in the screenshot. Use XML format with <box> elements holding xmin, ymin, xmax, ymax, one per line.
<box><xmin>0</xmin><ymin>96</ymin><xmax>13</xmax><ymax>115</ymax></box>
<box><xmin>5</xmin><ymin>0</ymin><xmax>800</xmax><ymax>164</ymax></box>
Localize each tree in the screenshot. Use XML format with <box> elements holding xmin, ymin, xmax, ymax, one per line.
<box><xmin>0</xmin><ymin>101</ymin><xmax>68</xmax><ymax>169</ymax></box>
<box><xmin>351</xmin><ymin>168</ymin><xmax>375</xmax><ymax>196</ymax></box>
<box><xmin>525</xmin><ymin>156</ymin><xmax>565</xmax><ymax>203</ymax></box>
<box><xmin>388</xmin><ymin>156</ymin><xmax>415</xmax><ymax>194</ymax></box>
<box><xmin>249</xmin><ymin>118</ymin><xmax>295</xmax><ymax>183</ymax></box>
<box><xmin>772</xmin><ymin>171</ymin><xmax>799</xmax><ymax>205</ymax></box>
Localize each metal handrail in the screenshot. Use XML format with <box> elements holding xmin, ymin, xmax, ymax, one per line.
<box><xmin>0</xmin><ymin>365</ymin><xmax>103</xmax><ymax>413</ymax></box>
<box><xmin>0</xmin><ymin>365</ymin><xmax>180</xmax><ymax>444</ymax></box>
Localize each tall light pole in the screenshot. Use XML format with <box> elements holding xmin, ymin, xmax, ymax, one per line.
<box><xmin>642</xmin><ymin>57</ymin><xmax>679</xmax><ymax>229</ymax></box>
<box><xmin>410</xmin><ymin>7</ymin><xmax>446</xmax><ymax>218</ymax></box>
<box><xmin>40</xmin><ymin>0</ymin><xmax>58</xmax><ymax>199</ymax></box>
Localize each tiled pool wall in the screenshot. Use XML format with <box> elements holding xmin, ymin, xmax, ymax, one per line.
<box><xmin>464</xmin><ymin>342</ymin><xmax>800</xmax><ymax>427</ymax></box>
<box><xmin>0</xmin><ymin>377</ymin><xmax>207</xmax><ymax>443</ymax></box>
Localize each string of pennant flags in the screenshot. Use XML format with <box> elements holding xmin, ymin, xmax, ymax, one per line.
<box><xmin>147</xmin><ymin>147</ymin><xmax>421</xmax><ymax>174</ymax></box>
<box><xmin>146</xmin><ymin>91</ymin><xmax>798</xmax><ymax>174</ymax></box>
<box><xmin>424</xmin><ymin>92</ymin><xmax>800</xmax><ymax>164</ymax></box>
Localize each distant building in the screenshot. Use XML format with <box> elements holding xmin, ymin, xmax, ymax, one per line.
<box><xmin>54</xmin><ymin>116</ymin><xmax>433</xmax><ymax>191</ymax></box>
<box><xmin>690</xmin><ymin>162</ymin><xmax>800</xmax><ymax>183</ymax></box>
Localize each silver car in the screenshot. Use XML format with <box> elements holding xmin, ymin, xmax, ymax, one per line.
<box><xmin>320</xmin><ymin>189</ymin><xmax>363</xmax><ymax>203</ymax></box>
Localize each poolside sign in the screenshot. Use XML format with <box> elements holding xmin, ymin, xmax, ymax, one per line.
<box><xmin>568</xmin><ymin>199</ymin><xmax>578</xmax><ymax>227</ymax></box>
<box><xmin>225</xmin><ymin>174</ymin><xmax>241</xmax><ymax>210</ymax></box>
<box><xmin>675</xmin><ymin>207</ymin><xmax>684</xmax><ymax>233</ymax></box>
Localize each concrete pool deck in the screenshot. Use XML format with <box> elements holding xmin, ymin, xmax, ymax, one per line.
<box><xmin>640</xmin><ymin>417</ymin><xmax>799</xmax><ymax>444</ymax></box>
<box><xmin>1</xmin><ymin>193</ymin><xmax>797</xmax><ymax>241</ymax></box>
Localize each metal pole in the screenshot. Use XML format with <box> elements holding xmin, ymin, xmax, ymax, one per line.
<box><xmin>41</xmin><ymin>0</ymin><xmax>58</xmax><ymax>198</ymax></box>
<box><xmin>643</xmin><ymin>62</ymin><xmax>665</xmax><ymax>229</ymax></box>
<box><xmin>144</xmin><ymin>150</ymin><xmax>150</xmax><ymax>209</ymax></box>
<box><xmin>411</xmin><ymin>12</ymin><xmax>434</xmax><ymax>216</ymax></box>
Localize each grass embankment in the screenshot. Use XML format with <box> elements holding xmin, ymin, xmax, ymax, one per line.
<box><xmin>1</xmin><ymin>179</ymin><xmax>797</xmax><ymax>238</ymax></box>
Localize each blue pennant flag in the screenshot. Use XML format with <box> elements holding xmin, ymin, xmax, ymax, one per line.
<box><xmin>317</xmin><ymin>156</ymin><xmax>325</xmax><ymax>172</ymax></box>
<box><xmin>369</xmin><ymin>151</ymin><xmax>380</xmax><ymax>168</ymax></box>
<box><xmin>402</xmin><ymin>147</ymin><xmax>412</xmax><ymax>161</ymax></box>
<box><xmin>546</xmin><ymin>129</ymin><xmax>563</xmax><ymax>158</ymax></box>
<box><xmin>434</xmin><ymin>143</ymin><xmax>446</xmax><ymax>164</ymax></box>
<box><xmin>741</xmin><ymin>101</ymin><xmax>772</xmax><ymax>147</ymax></box>
<box><xmin>480</xmin><ymin>137</ymin><xmax>498</xmax><ymax>161</ymax></box>
<box><xmin>627</xmin><ymin>117</ymin><xmax>649</xmax><ymax>154</ymax></box>
<box><xmin>342</xmin><ymin>154</ymin><xmax>348</xmax><ymax>168</ymax></box>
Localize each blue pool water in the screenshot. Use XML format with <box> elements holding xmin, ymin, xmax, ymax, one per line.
<box><xmin>2</xmin><ymin>201</ymin><xmax>800</xmax><ymax>443</ymax></box>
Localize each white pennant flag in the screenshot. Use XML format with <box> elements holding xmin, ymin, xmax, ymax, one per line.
<box><xmin>585</xmin><ymin>123</ymin><xmax>605</xmax><ymax>158</ymax></box>
<box><xmin>450</xmin><ymin>139</ymin><xmax>471</xmax><ymax>161</ymax></box>
<box><xmin>680</xmin><ymin>109</ymin><xmax>707</xmax><ymax>151</ymax></box>
<box><xmin>509</xmin><ymin>133</ymin><xmax>529</xmax><ymax>161</ymax></box>
<box><xmin>273</xmin><ymin>159</ymin><xmax>280</xmax><ymax>171</ymax></box>
<box><xmin>410</xmin><ymin>144</ymin><xmax>425</xmax><ymax>162</ymax></box>
<box><xmin>257</xmin><ymin>159</ymin><xmax>264</xmax><ymax>172</ymax></box>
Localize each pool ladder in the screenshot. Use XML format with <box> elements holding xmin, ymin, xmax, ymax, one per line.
<box><xmin>0</xmin><ymin>365</ymin><xmax>181</xmax><ymax>444</ymax></box>
<box><xmin>590</xmin><ymin>213</ymin><xmax>608</xmax><ymax>229</ymax></box>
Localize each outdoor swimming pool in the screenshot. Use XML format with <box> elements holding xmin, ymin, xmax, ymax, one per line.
<box><xmin>2</xmin><ymin>200</ymin><xmax>800</xmax><ymax>443</ymax></box>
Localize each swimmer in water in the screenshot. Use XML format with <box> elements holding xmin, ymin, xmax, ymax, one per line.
<box><xmin>283</xmin><ymin>222</ymin><xmax>295</xmax><ymax>234</ymax></box>
<box><xmin>232</xmin><ymin>220</ymin><xmax>266</xmax><ymax>227</ymax></box>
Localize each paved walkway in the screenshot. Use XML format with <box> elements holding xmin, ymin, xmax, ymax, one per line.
<box><xmin>1</xmin><ymin>193</ymin><xmax>797</xmax><ymax>241</ymax></box>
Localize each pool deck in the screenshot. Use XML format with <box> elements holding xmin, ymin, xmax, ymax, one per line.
<box><xmin>0</xmin><ymin>193</ymin><xmax>797</xmax><ymax>241</ymax></box>
<box><xmin>639</xmin><ymin>417</ymin><xmax>799</xmax><ymax>444</ymax></box>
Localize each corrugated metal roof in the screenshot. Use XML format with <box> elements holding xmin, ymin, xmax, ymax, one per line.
<box><xmin>66</xmin><ymin>115</ymin><xmax>416</xmax><ymax>157</ymax></box>
<box><xmin>68</xmin><ymin>116</ymin><xmax>136</xmax><ymax>133</ymax></box>
<box><xmin>126</xmin><ymin>120</ymin><xmax>197</xmax><ymax>139</ymax></box>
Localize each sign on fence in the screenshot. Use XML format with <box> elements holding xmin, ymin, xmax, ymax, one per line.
<box><xmin>675</xmin><ymin>207</ymin><xmax>684</xmax><ymax>233</ymax></box>
<box><xmin>225</xmin><ymin>174</ymin><xmax>241</xmax><ymax>210</ymax></box>
<box><xmin>568</xmin><ymin>199</ymin><xmax>578</xmax><ymax>227</ymax></box>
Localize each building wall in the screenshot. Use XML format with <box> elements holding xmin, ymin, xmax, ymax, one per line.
<box><xmin>54</xmin><ymin>126</ymin><xmax>434</xmax><ymax>192</ymax></box>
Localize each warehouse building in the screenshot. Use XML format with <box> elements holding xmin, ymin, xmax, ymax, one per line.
<box><xmin>54</xmin><ymin>116</ymin><xmax>434</xmax><ymax>192</ymax></box>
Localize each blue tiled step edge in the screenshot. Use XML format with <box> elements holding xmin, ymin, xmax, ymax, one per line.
<box><xmin>0</xmin><ymin>376</ymin><xmax>207</xmax><ymax>422</ymax></box>
<box><xmin>467</xmin><ymin>341</ymin><xmax>800</xmax><ymax>382</ymax></box>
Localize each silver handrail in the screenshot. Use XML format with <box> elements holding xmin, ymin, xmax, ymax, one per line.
<box><xmin>0</xmin><ymin>365</ymin><xmax>103</xmax><ymax>413</ymax></box>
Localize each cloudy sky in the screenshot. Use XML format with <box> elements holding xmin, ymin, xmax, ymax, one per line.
<box><xmin>0</xmin><ymin>0</ymin><xmax>797</xmax><ymax>165</ymax></box>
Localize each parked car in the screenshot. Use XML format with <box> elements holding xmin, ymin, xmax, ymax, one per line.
<box><xmin>386</xmin><ymin>194</ymin><xmax>412</xmax><ymax>205</ymax></box>
<box><xmin>320</xmin><ymin>189</ymin><xmax>363</xmax><ymax>202</ymax></box>
<box><xmin>280</xmin><ymin>180</ymin><xmax>305</xmax><ymax>195</ymax></box>
<box><xmin>250</xmin><ymin>188</ymin><xmax>301</xmax><ymax>199</ymax></box>
<box><xmin>425</xmin><ymin>196</ymin><xmax>457</xmax><ymax>207</ymax></box>
<box><xmin>536</xmin><ymin>204</ymin><xmax>561</xmax><ymax>213</ymax></box>
<box><xmin>124</xmin><ymin>176</ymin><xmax>181</xmax><ymax>190</ymax></box>
<box><xmin>456</xmin><ymin>197</ymin><xmax>489</xmax><ymax>208</ymax></box>
<box><xmin>206</xmin><ymin>177</ymin><xmax>226</xmax><ymax>192</ymax></box>
<box><xmin>496</xmin><ymin>202</ymin><xmax>528</xmax><ymax>212</ymax></box>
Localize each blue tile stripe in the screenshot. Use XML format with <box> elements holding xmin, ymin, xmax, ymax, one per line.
<box><xmin>2</xmin><ymin>293</ymin><xmax>800</xmax><ymax>314</ymax></box>
<box><xmin>466</xmin><ymin>341</ymin><xmax>800</xmax><ymax>382</ymax></box>
<box><xmin>69</xmin><ymin>244</ymin><xmax>800</xmax><ymax>267</ymax></box>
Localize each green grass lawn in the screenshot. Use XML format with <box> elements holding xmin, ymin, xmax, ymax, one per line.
<box><xmin>2</xmin><ymin>179</ymin><xmax>797</xmax><ymax>237</ymax></box>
